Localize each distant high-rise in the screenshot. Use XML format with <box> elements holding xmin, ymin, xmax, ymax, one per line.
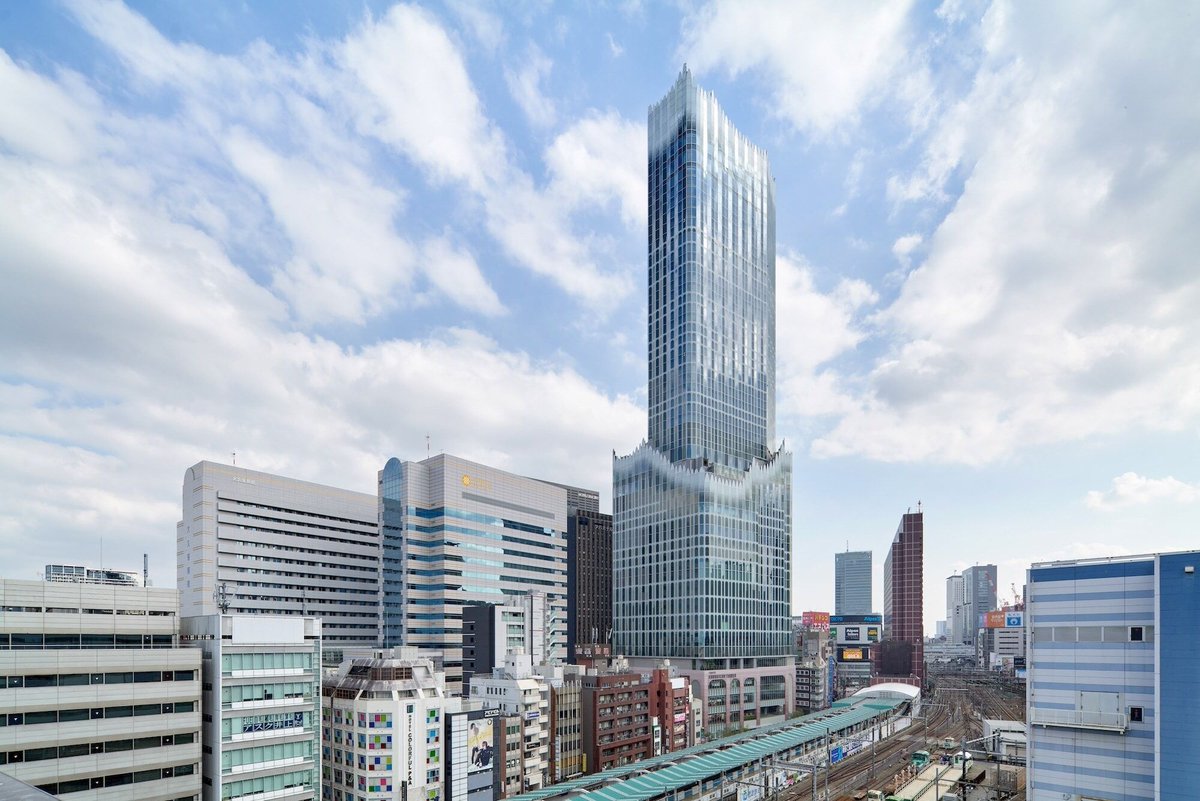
<box><xmin>879</xmin><ymin>510</ymin><xmax>924</xmax><ymax>685</ymax></box>
<box><xmin>945</xmin><ymin>572</ymin><xmax>965</xmax><ymax>644</ymax></box>
<box><xmin>962</xmin><ymin>564</ymin><xmax>998</xmax><ymax>645</ymax></box>
<box><xmin>612</xmin><ymin>67</ymin><xmax>793</xmax><ymax>731</ymax></box>
<box><xmin>379</xmin><ymin>454</ymin><xmax>577</xmax><ymax>690</ymax></box>
<box><xmin>835</xmin><ymin>550</ymin><xmax>872</xmax><ymax>615</ymax></box>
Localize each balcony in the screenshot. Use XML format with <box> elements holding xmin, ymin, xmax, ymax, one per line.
<box><xmin>1030</xmin><ymin>708</ymin><xmax>1127</xmax><ymax>732</ymax></box>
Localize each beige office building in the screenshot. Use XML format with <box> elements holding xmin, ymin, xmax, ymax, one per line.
<box><xmin>0</xmin><ymin>579</ymin><xmax>201</xmax><ymax>800</ymax></box>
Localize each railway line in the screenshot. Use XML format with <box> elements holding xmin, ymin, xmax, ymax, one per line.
<box><xmin>781</xmin><ymin>677</ymin><xmax>1026</xmax><ymax>800</ymax></box>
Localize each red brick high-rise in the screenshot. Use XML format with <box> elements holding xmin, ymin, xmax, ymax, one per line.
<box><xmin>877</xmin><ymin>510</ymin><xmax>924</xmax><ymax>687</ymax></box>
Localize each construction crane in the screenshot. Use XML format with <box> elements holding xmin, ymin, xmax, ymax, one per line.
<box><xmin>1011</xmin><ymin>582</ymin><xmax>1023</xmax><ymax>610</ymax></box>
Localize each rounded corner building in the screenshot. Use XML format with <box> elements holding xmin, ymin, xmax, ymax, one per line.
<box><xmin>613</xmin><ymin>66</ymin><xmax>794</xmax><ymax>734</ymax></box>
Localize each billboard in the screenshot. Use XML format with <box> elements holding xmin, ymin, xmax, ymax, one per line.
<box><xmin>467</xmin><ymin>719</ymin><xmax>495</xmax><ymax>773</ymax></box>
<box><xmin>447</xmin><ymin>710</ymin><xmax>500</xmax><ymax>801</ymax></box>
<box><xmin>801</xmin><ymin>611</ymin><xmax>831</xmax><ymax>631</ymax></box>
<box><xmin>984</xmin><ymin>611</ymin><xmax>1007</xmax><ymax>629</ymax></box>
<box><xmin>830</xmin><ymin>614</ymin><xmax>882</xmax><ymax>624</ymax></box>
<box><xmin>839</xmin><ymin>647</ymin><xmax>865</xmax><ymax>662</ymax></box>
<box><xmin>832</xmin><ymin>618</ymin><xmax>880</xmax><ymax>645</ymax></box>
<box><xmin>1004</xmin><ymin>611</ymin><xmax>1023</xmax><ymax>628</ymax></box>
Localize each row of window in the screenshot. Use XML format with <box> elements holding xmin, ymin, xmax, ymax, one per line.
<box><xmin>221</xmin><ymin>651</ymin><xmax>314</xmax><ymax>672</ymax></box>
<box><xmin>0</xmin><ymin>731</ymin><xmax>195</xmax><ymax>764</ymax></box>
<box><xmin>35</xmin><ymin>769</ymin><xmax>195</xmax><ymax>797</ymax></box>
<box><xmin>0</xmin><ymin>633</ymin><xmax>176</xmax><ymax>649</ymax></box>
<box><xmin>1</xmin><ymin>606</ymin><xmax>174</xmax><ymax>616</ymax></box>
<box><xmin>3</xmin><ymin>701</ymin><xmax>195</xmax><ymax>727</ymax></box>
<box><xmin>3</xmin><ymin>670</ymin><xmax>194</xmax><ymax>688</ymax></box>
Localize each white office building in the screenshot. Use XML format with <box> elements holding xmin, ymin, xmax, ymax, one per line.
<box><xmin>182</xmin><ymin>614</ymin><xmax>322</xmax><ymax>801</ymax></box>
<box><xmin>177</xmin><ymin>461</ymin><xmax>379</xmax><ymax>651</ymax></box>
<box><xmin>0</xmin><ymin>579</ymin><xmax>201</xmax><ymax>800</ymax></box>
<box><xmin>468</xmin><ymin>653</ymin><xmax>551</xmax><ymax>793</ymax></box>
<box><xmin>945</xmin><ymin>573</ymin><xmax>965</xmax><ymax>644</ymax></box>
<box><xmin>378</xmin><ymin>454</ymin><xmax>572</xmax><ymax>691</ymax></box>
<box><xmin>321</xmin><ymin>647</ymin><xmax>459</xmax><ymax>801</ymax></box>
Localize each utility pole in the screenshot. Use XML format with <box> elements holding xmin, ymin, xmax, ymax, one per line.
<box><xmin>823</xmin><ymin>729</ymin><xmax>830</xmax><ymax>801</ymax></box>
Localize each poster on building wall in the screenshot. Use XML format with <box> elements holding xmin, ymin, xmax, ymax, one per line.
<box><xmin>468</xmin><ymin>720</ymin><xmax>494</xmax><ymax>774</ymax></box>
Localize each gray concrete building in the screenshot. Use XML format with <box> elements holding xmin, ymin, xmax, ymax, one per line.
<box><xmin>0</xmin><ymin>579</ymin><xmax>201</xmax><ymax>800</ymax></box>
<box><xmin>176</xmin><ymin>461</ymin><xmax>379</xmax><ymax>651</ymax></box>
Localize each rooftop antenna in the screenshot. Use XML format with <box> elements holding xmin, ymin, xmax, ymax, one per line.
<box><xmin>232</xmin><ymin>450</ymin><xmax>237</xmax><ymax>466</ymax></box>
<box><xmin>426</xmin><ymin>434</ymin><xmax>430</xmax><ymax>459</ymax></box>
<box><xmin>917</xmin><ymin>499</ymin><xmax>923</xmax><ymax>513</ymax></box>
<box><xmin>215</xmin><ymin>582</ymin><xmax>231</xmax><ymax>614</ymax></box>
<box><xmin>143</xmin><ymin>553</ymin><xmax>148</xmax><ymax>587</ymax></box>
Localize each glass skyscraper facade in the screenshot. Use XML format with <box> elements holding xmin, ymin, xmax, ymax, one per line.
<box><xmin>834</xmin><ymin>550</ymin><xmax>873</xmax><ymax>615</ymax></box>
<box><xmin>613</xmin><ymin>68</ymin><xmax>792</xmax><ymax>708</ymax></box>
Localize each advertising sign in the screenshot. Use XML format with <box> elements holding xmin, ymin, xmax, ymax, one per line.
<box><xmin>468</xmin><ymin>719</ymin><xmax>495</xmax><ymax>774</ymax></box>
<box><xmin>242</xmin><ymin>711</ymin><xmax>303</xmax><ymax>734</ymax></box>
<box><xmin>866</xmin><ymin>627</ymin><xmax>880</xmax><ymax>641</ymax></box>
<box><xmin>839</xmin><ymin>647</ymin><xmax>865</xmax><ymax>662</ymax></box>
<box><xmin>801</xmin><ymin>611</ymin><xmax>830</xmax><ymax>631</ymax></box>
<box><xmin>830</xmin><ymin>745</ymin><xmax>844</xmax><ymax>764</ymax></box>
<box><xmin>1005</xmin><ymin>612</ymin><xmax>1023</xmax><ymax>628</ymax></box>
<box><xmin>737</xmin><ymin>784</ymin><xmax>763</xmax><ymax>801</ymax></box>
<box><xmin>844</xmin><ymin>626</ymin><xmax>861</xmax><ymax>641</ymax></box>
<box><xmin>830</xmin><ymin>614</ymin><xmax>882</xmax><ymax>624</ymax></box>
<box><xmin>984</xmin><ymin>611</ymin><xmax>1007</xmax><ymax>629</ymax></box>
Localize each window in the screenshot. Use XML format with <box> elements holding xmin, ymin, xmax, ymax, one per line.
<box><xmin>1130</xmin><ymin>626</ymin><xmax>1144</xmax><ymax>642</ymax></box>
<box><xmin>1129</xmin><ymin>706</ymin><xmax>1144</xmax><ymax>722</ymax></box>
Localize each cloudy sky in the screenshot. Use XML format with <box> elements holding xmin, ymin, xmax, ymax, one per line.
<box><xmin>2</xmin><ymin>1</ymin><xmax>1197</xmax><ymax>630</ymax></box>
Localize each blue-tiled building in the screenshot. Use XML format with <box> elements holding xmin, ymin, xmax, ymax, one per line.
<box><xmin>1026</xmin><ymin>551</ymin><xmax>1200</xmax><ymax>801</ymax></box>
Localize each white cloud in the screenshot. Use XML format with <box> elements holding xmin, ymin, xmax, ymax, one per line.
<box><xmin>419</xmin><ymin>238</ymin><xmax>507</xmax><ymax>317</ymax></box>
<box><xmin>681</xmin><ymin>0</ymin><xmax>920</xmax><ymax>137</ymax></box>
<box><xmin>607</xmin><ymin>33</ymin><xmax>624</xmax><ymax>58</ymax></box>
<box><xmin>1086</xmin><ymin>473</ymin><xmax>1200</xmax><ymax>512</ymax></box>
<box><xmin>891</xmin><ymin>233</ymin><xmax>923</xmax><ymax>268</ymax></box>
<box><xmin>811</xmin><ymin>3</ymin><xmax>1200</xmax><ymax>464</ymax></box>
<box><xmin>445</xmin><ymin>0</ymin><xmax>506</xmax><ymax>53</ymax></box>
<box><xmin>775</xmin><ymin>254</ymin><xmax>877</xmax><ymax>421</ymax></box>
<box><xmin>337</xmin><ymin>4</ymin><xmax>507</xmax><ymax>192</ymax></box>
<box><xmin>545</xmin><ymin>111</ymin><xmax>647</xmax><ymax>228</ymax></box>
<box><xmin>505</xmin><ymin>45</ymin><xmax>556</xmax><ymax>128</ymax></box>
<box><xmin>225</xmin><ymin>131</ymin><xmax>417</xmax><ymax>325</ymax></box>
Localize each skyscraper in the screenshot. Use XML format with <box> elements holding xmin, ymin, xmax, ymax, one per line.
<box><xmin>945</xmin><ymin>572</ymin><xmax>965</xmax><ymax>644</ymax></box>
<box><xmin>878</xmin><ymin>510</ymin><xmax>923</xmax><ymax>686</ymax></box>
<box><xmin>961</xmin><ymin>563</ymin><xmax>998</xmax><ymax>645</ymax></box>
<box><xmin>613</xmin><ymin>67</ymin><xmax>793</xmax><ymax>731</ymax></box>
<box><xmin>834</xmin><ymin>550</ymin><xmax>872</xmax><ymax>615</ymax></box>
<box><xmin>566</xmin><ymin>509</ymin><xmax>612</xmax><ymax>661</ymax></box>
